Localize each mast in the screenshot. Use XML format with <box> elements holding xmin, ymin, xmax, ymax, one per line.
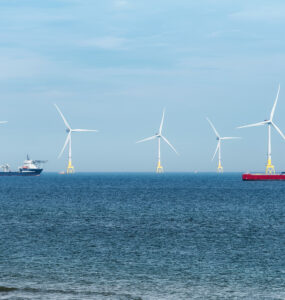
<box><xmin>266</xmin><ymin>124</ymin><xmax>275</xmax><ymax>174</ymax></box>
<box><xmin>156</xmin><ymin>136</ymin><xmax>163</xmax><ymax>173</ymax></box>
<box><xmin>217</xmin><ymin>140</ymin><xmax>223</xmax><ymax>173</ymax></box>
<box><xmin>67</xmin><ymin>134</ymin><xmax>74</xmax><ymax>173</ymax></box>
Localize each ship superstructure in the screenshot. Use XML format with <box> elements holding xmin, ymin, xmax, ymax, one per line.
<box><xmin>0</xmin><ymin>155</ymin><xmax>47</xmax><ymax>176</ymax></box>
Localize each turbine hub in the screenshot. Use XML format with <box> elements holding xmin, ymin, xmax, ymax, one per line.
<box><xmin>66</xmin><ymin>128</ymin><xmax>70</xmax><ymax>133</ymax></box>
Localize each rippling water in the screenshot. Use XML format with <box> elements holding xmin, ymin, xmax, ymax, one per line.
<box><xmin>1</xmin><ymin>173</ymin><xmax>285</xmax><ymax>299</ymax></box>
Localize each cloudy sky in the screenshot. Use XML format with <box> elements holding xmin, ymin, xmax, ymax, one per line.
<box><xmin>0</xmin><ymin>0</ymin><xmax>285</xmax><ymax>172</ymax></box>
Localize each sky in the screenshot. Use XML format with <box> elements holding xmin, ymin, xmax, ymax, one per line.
<box><xmin>0</xmin><ymin>0</ymin><xmax>285</xmax><ymax>172</ymax></box>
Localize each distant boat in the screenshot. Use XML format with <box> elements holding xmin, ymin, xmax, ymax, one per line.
<box><xmin>0</xmin><ymin>155</ymin><xmax>47</xmax><ymax>176</ymax></box>
<box><xmin>242</xmin><ymin>173</ymin><xmax>285</xmax><ymax>181</ymax></box>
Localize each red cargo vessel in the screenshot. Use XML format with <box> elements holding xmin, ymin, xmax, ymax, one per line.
<box><xmin>242</xmin><ymin>173</ymin><xmax>285</xmax><ymax>181</ymax></box>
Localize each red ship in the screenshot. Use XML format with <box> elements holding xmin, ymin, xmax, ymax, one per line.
<box><xmin>242</xmin><ymin>173</ymin><xmax>285</xmax><ymax>181</ymax></box>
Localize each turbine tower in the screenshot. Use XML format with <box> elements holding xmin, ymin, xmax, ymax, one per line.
<box><xmin>136</xmin><ymin>109</ymin><xmax>178</xmax><ymax>173</ymax></box>
<box><xmin>207</xmin><ymin>118</ymin><xmax>240</xmax><ymax>173</ymax></box>
<box><xmin>237</xmin><ymin>85</ymin><xmax>284</xmax><ymax>174</ymax></box>
<box><xmin>55</xmin><ymin>104</ymin><xmax>98</xmax><ymax>174</ymax></box>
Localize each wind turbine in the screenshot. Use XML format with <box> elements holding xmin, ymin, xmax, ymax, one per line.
<box><xmin>237</xmin><ymin>85</ymin><xmax>284</xmax><ymax>174</ymax></box>
<box><xmin>207</xmin><ymin>118</ymin><xmax>240</xmax><ymax>173</ymax></box>
<box><xmin>136</xmin><ymin>109</ymin><xmax>178</xmax><ymax>173</ymax></box>
<box><xmin>54</xmin><ymin>104</ymin><xmax>98</xmax><ymax>174</ymax></box>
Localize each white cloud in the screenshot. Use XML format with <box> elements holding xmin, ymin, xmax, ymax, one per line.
<box><xmin>207</xmin><ymin>30</ymin><xmax>240</xmax><ymax>39</ymax></box>
<box><xmin>114</xmin><ymin>0</ymin><xmax>128</xmax><ymax>8</ymax></box>
<box><xmin>0</xmin><ymin>50</ymin><xmax>54</xmax><ymax>80</ymax></box>
<box><xmin>230</xmin><ymin>5</ymin><xmax>285</xmax><ymax>22</ymax></box>
<box><xmin>80</xmin><ymin>37</ymin><xmax>127</xmax><ymax>50</ymax></box>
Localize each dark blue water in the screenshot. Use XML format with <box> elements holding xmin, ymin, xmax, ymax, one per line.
<box><xmin>1</xmin><ymin>173</ymin><xmax>285</xmax><ymax>299</ymax></box>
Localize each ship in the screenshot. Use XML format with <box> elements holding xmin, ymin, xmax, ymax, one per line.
<box><xmin>0</xmin><ymin>155</ymin><xmax>47</xmax><ymax>176</ymax></box>
<box><xmin>242</xmin><ymin>173</ymin><xmax>285</xmax><ymax>181</ymax></box>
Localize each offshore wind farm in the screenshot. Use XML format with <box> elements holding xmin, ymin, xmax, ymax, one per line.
<box><xmin>52</xmin><ymin>84</ymin><xmax>285</xmax><ymax>177</ymax></box>
<box><xmin>1</xmin><ymin>88</ymin><xmax>285</xmax><ymax>176</ymax></box>
<box><xmin>2</xmin><ymin>1</ymin><xmax>285</xmax><ymax>299</ymax></box>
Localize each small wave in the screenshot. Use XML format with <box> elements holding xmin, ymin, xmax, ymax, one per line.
<box><xmin>0</xmin><ymin>286</ymin><xmax>142</xmax><ymax>299</ymax></box>
<box><xmin>0</xmin><ymin>286</ymin><xmax>18</xmax><ymax>292</ymax></box>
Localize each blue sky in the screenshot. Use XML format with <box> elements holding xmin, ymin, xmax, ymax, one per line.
<box><xmin>0</xmin><ymin>0</ymin><xmax>285</xmax><ymax>172</ymax></box>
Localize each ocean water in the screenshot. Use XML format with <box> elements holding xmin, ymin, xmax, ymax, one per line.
<box><xmin>1</xmin><ymin>173</ymin><xmax>285</xmax><ymax>299</ymax></box>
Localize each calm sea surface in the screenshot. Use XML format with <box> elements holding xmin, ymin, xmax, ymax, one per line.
<box><xmin>1</xmin><ymin>173</ymin><xmax>285</xmax><ymax>299</ymax></box>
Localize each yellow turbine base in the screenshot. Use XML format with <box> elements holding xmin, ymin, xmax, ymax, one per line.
<box><xmin>67</xmin><ymin>161</ymin><xmax>75</xmax><ymax>174</ymax></box>
<box><xmin>217</xmin><ymin>162</ymin><xmax>223</xmax><ymax>173</ymax></box>
<box><xmin>266</xmin><ymin>159</ymin><xmax>275</xmax><ymax>175</ymax></box>
<box><xmin>156</xmin><ymin>161</ymin><xmax>164</xmax><ymax>173</ymax></box>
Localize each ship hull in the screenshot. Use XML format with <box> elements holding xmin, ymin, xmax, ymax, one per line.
<box><xmin>0</xmin><ymin>169</ymin><xmax>43</xmax><ymax>176</ymax></box>
<box><xmin>242</xmin><ymin>173</ymin><xmax>285</xmax><ymax>181</ymax></box>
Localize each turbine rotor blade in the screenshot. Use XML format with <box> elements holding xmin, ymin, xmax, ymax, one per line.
<box><xmin>270</xmin><ymin>84</ymin><xmax>280</xmax><ymax>121</ymax></box>
<box><xmin>159</xmin><ymin>109</ymin><xmax>165</xmax><ymax>135</ymax></box>
<box><xmin>136</xmin><ymin>135</ymin><xmax>157</xmax><ymax>143</ymax></box>
<box><xmin>237</xmin><ymin>121</ymin><xmax>268</xmax><ymax>129</ymax></box>
<box><xmin>54</xmin><ymin>104</ymin><xmax>71</xmax><ymax>130</ymax></box>
<box><xmin>58</xmin><ymin>133</ymin><xmax>71</xmax><ymax>158</ymax></box>
<box><xmin>272</xmin><ymin>122</ymin><xmax>285</xmax><ymax>140</ymax></box>
<box><xmin>220</xmin><ymin>137</ymin><xmax>241</xmax><ymax>140</ymax></box>
<box><xmin>0</xmin><ymin>121</ymin><xmax>7</xmax><ymax>124</ymax></box>
<box><xmin>212</xmin><ymin>141</ymin><xmax>220</xmax><ymax>161</ymax></box>
<box><xmin>72</xmin><ymin>129</ymin><xmax>98</xmax><ymax>132</ymax></box>
<box><xmin>206</xmin><ymin>118</ymin><xmax>220</xmax><ymax>138</ymax></box>
<box><xmin>161</xmin><ymin>135</ymin><xmax>179</xmax><ymax>155</ymax></box>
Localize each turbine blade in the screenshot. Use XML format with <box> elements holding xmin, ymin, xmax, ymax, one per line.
<box><xmin>237</xmin><ymin>121</ymin><xmax>268</xmax><ymax>129</ymax></box>
<box><xmin>270</xmin><ymin>84</ymin><xmax>280</xmax><ymax>121</ymax></box>
<box><xmin>272</xmin><ymin>122</ymin><xmax>285</xmax><ymax>140</ymax></box>
<box><xmin>54</xmin><ymin>104</ymin><xmax>71</xmax><ymax>130</ymax></box>
<box><xmin>136</xmin><ymin>135</ymin><xmax>157</xmax><ymax>143</ymax></box>
<box><xmin>0</xmin><ymin>121</ymin><xmax>7</xmax><ymax>124</ymax></box>
<box><xmin>212</xmin><ymin>141</ymin><xmax>220</xmax><ymax>161</ymax></box>
<box><xmin>159</xmin><ymin>109</ymin><xmax>165</xmax><ymax>134</ymax></box>
<box><xmin>58</xmin><ymin>133</ymin><xmax>71</xmax><ymax>158</ymax></box>
<box><xmin>206</xmin><ymin>118</ymin><xmax>220</xmax><ymax>138</ymax></box>
<box><xmin>161</xmin><ymin>135</ymin><xmax>179</xmax><ymax>155</ymax></box>
<box><xmin>72</xmin><ymin>129</ymin><xmax>98</xmax><ymax>132</ymax></box>
<box><xmin>220</xmin><ymin>137</ymin><xmax>241</xmax><ymax>140</ymax></box>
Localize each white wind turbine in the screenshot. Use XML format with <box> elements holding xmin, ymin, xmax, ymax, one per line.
<box><xmin>207</xmin><ymin>118</ymin><xmax>240</xmax><ymax>172</ymax></box>
<box><xmin>55</xmin><ymin>104</ymin><xmax>98</xmax><ymax>174</ymax></box>
<box><xmin>136</xmin><ymin>109</ymin><xmax>178</xmax><ymax>173</ymax></box>
<box><xmin>237</xmin><ymin>85</ymin><xmax>284</xmax><ymax>174</ymax></box>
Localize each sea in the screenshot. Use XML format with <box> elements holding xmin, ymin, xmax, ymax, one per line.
<box><xmin>1</xmin><ymin>173</ymin><xmax>285</xmax><ymax>299</ymax></box>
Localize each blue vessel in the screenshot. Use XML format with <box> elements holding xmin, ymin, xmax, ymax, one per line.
<box><xmin>0</xmin><ymin>156</ymin><xmax>47</xmax><ymax>176</ymax></box>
